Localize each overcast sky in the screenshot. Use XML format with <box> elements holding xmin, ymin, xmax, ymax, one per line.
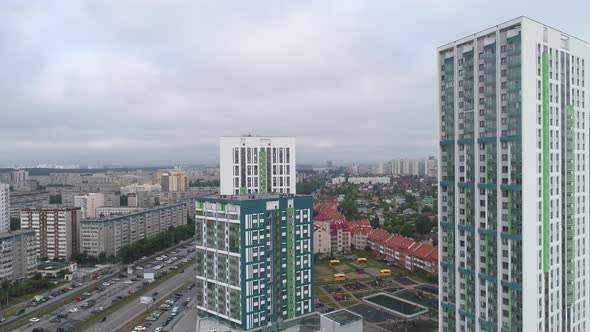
<box><xmin>2</xmin><ymin>1</ymin><xmax>590</xmax><ymax>166</ymax></box>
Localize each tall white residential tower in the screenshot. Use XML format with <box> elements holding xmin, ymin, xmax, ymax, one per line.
<box><xmin>438</xmin><ymin>17</ymin><xmax>590</xmax><ymax>331</ymax></box>
<box><xmin>0</xmin><ymin>183</ymin><xmax>9</xmax><ymax>233</ymax></box>
<box><xmin>219</xmin><ymin>136</ymin><xmax>296</xmax><ymax>195</ymax></box>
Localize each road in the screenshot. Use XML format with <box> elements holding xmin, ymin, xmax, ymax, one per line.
<box><xmin>88</xmin><ymin>268</ymin><xmax>194</xmax><ymax>332</ymax></box>
<box><xmin>14</xmin><ymin>241</ymin><xmax>195</xmax><ymax>332</ymax></box>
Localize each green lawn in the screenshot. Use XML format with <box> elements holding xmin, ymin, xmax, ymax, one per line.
<box><xmin>314</xmin><ymin>286</ymin><xmax>337</xmax><ymax>307</ymax></box>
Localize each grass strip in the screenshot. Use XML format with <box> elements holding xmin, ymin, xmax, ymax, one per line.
<box><xmin>117</xmin><ymin>281</ymin><xmax>190</xmax><ymax>332</ymax></box>
<box><xmin>69</xmin><ymin>259</ymin><xmax>194</xmax><ymax>332</ymax></box>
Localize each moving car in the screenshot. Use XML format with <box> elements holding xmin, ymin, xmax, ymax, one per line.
<box><xmin>29</xmin><ymin>317</ymin><xmax>40</xmax><ymax>322</ymax></box>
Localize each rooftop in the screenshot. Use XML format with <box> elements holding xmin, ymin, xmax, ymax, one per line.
<box><xmin>323</xmin><ymin>310</ymin><xmax>363</xmax><ymax>325</ymax></box>
<box><xmin>0</xmin><ymin>229</ymin><xmax>35</xmax><ymax>240</ymax></box>
<box><xmin>199</xmin><ymin>193</ymin><xmax>310</xmax><ymax>202</ymax></box>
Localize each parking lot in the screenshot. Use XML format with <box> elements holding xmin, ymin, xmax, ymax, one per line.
<box><xmin>15</xmin><ymin>241</ymin><xmax>195</xmax><ymax>332</ymax></box>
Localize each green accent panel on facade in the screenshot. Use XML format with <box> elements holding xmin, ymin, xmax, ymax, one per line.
<box><xmin>508</xmin><ymin>191</ymin><xmax>512</xmax><ymax>233</ymax></box>
<box><xmin>485</xmin><ymin>237</ymin><xmax>489</xmax><ymax>272</ymax></box>
<box><xmin>485</xmin><ymin>144</ymin><xmax>489</xmax><ymax>183</ymax></box>
<box><xmin>457</xmin><ymin>138</ymin><xmax>475</xmax><ymax>145</ymax></box>
<box><xmin>286</xmin><ymin>207</ymin><xmax>296</xmax><ymax>319</ymax></box>
<box><xmin>258</xmin><ymin>149</ymin><xmax>267</xmax><ymax>193</ymax></box>
<box><xmin>509</xmin><ymin>289</ymin><xmax>512</xmax><ymax>330</ymax></box>
<box><xmin>499</xmin><ymin>135</ymin><xmax>521</xmax><ymax>142</ymax></box>
<box><xmin>542</xmin><ymin>51</ymin><xmax>550</xmax><ymax>273</ymax></box>
<box><xmin>240</xmin><ymin>187</ymin><xmax>247</xmax><ymax>195</ymax></box>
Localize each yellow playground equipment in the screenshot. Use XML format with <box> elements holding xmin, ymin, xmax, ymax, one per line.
<box><xmin>379</xmin><ymin>269</ymin><xmax>392</xmax><ymax>276</ymax></box>
<box><xmin>334</xmin><ymin>273</ymin><xmax>346</xmax><ymax>281</ymax></box>
<box><xmin>329</xmin><ymin>260</ymin><xmax>340</xmax><ymax>265</ymax></box>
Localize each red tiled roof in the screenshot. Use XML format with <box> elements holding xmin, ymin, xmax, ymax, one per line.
<box><xmin>314</xmin><ymin>213</ymin><xmax>330</xmax><ymax>221</ymax></box>
<box><xmin>368</xmin><ymin>229</ymin><xmax>391</xmax><ymax>243</ymax></box>
<box><xmin>411</xmin><ymin>243</ymin><xmax>438</xmax><ymax>261</ymax></box>
<box><xmin>348</xmin><ymin>219</ymin><xmax>372</xmax><ymax>234</ymax></box>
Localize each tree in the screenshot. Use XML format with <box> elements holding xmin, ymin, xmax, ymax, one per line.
<box><xmin>10</xmin><ymin>217</ymin><xmax>20</xmax><ymax>231</ymax></box>
<box><xmin>56</xmin><ymin>269</ymin><xmax>67</xmax><ymax>280</ymax></box>
<box><xmin>49</xmin><ymin>195</ymin><xmax>62</xmax><ymax>204</ymax></box>
<box><xmin>98</xmin><ymin>252</ymin><xmax>107</xmax><ymax>264</ymax></box>
<box><xmin>120</xmin><ymin>194</ymin><xmax>128</xmax><ymax>207</ymax></box>
<box><xmin>415</xmin><ymin>215</ymin><xmax>433</xmax><ymax>234</ymax></box>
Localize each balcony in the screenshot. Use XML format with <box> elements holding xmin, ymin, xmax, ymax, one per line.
<box><xmin>507</xmin><ymin>58</ymin><xmax>521</xmax><ymax>68</ymax></box>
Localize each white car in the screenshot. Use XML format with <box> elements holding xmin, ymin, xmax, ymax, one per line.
<box><xmin>69</xmin><ymin>307</ymin><xmax>79</xmax><ymax>313</ymax></box>
<box><xmin>29</xmin><ymin>317</ymin><xmax>40</xmax><ymax>322</ymax></box>
<box><xmin>155</xmin><ymin>328</ymin><xmax>163</xmax><ymax>332</ymax></box>
<box><xmin>124</xmin><ymin>280</ymin><xmax>134</xmax><ymax>284</ymax></box>
<box><xmin>134</xmin><ymin>326</ymin><xmax>147</xmax><ymax>331</ymax></box>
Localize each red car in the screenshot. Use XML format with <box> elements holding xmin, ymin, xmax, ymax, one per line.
<box><xmin>74</xmin><ymin>297</ymin><xmax>83</xmax><ymax>302</ymax></box>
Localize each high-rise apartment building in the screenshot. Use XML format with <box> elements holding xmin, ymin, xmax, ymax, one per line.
<box><xmin>194</xmin><ymin>194</ymin><xmax>313</xmax><ymax>330</ymax></box>
<box><xmin>10</xmin><ymin>170</ymin><xmax>29</xmax><ymax>183</ymax></box>
<box><xmin>219</xmin><ymin>136</ymin><xmax>296</xmax><ymax>195</ymax></box>
<box><xmin>438</xmin><ymin>17</ymin><xmax>589</xmax><ymax>331</ymax></box>
<box><xmin>0</xmin><ymin>183</ymin><xmax>9</xmax><ymax>233</ymax></box>
<box><xmin>20</xmin><ymin>207</ymin><xmax>81</xmax><ymax>260</ymax></box>
<box><xmin>0</xmin><ymin>230</ymin><xmax>37</xmax><ymax>281</ymax></box>
<box><xmin>161</xmin><ymin>171</ymin><xmax>189</xmax><ymax>192</ymax></box>
<box><xmin>74</xmin><ymin>193</ymin><xmax>104</xmax><ymax>219</ymax></box>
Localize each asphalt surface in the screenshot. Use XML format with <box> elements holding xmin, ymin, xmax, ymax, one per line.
<box><xmin>89</xmin><ymin>268</ymin><xmax>194</xmax><ymax>332</ymax></box>
<box><xmin>13</xmin><ymin>242</ymin><xmax>195</xmax><ymax>332</ymax></box>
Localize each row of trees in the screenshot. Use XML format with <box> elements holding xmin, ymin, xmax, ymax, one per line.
<box><xmin>0</xmin><ymin>274</ymin><xmax>52</xmax><ymax>306</ymax></box>
<box><xmin>189</xmin><ymin>179</ymin><xmax>220</xmax><ymax>187</ymax></box>
<box><xmin>117</xmin><ymin>223</ymin><xmax>195</xmax><ymax>264</ymax></box>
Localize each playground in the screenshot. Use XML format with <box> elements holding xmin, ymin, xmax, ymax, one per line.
<box><xmin>313</xmin><ymin>251</ymin><xmax>438</xmax><ymax>331</ymax></box>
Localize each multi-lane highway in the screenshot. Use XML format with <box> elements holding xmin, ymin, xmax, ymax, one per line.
<box><xmin>12</xmin><ymin>241</ymin><xmax>194</xmax><ymax>332</ymax></box>
<box><xmin>88</xmin><ymin>268</ymin><xmax>194</xmax><ymax>332</ymax></box>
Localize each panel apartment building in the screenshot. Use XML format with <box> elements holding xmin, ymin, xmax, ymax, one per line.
<box><xmin>0</xmin><ymin>183</ymin><xmax>9</xmax><ymax>233</ymax></box>
<box><xmin>194</xmin><ymin>194</ymin><xmax>313</xmax><ymax>330</ymax></box>
<box><xmin>438</xmin><ymin>17</ymin><xmax>589</xmax><ymax>331</ymax></box>
<box><xmin>80</xmin><ymin>201</ymin><xmax>189</xmax><ymax>257</ymax></box>
<box><xmin>219</xmin><ymin>136</ymin><xmax>296</xmax><ymax>195</ymax></box>
<box><xmin>0</xmin><ymin>230</ymin><xmax>37</xmax><ymax>281</ymax></box>
<box><xmin>20</xmin><ymin>207</ymin><xmax>81</xmax><ymax>260</ymax></box>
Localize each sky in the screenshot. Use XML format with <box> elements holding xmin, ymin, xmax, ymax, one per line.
<box><xmin>2</xmin><ymin>0</ymin><xmax>590</xmax><ymax>166</ymax></box>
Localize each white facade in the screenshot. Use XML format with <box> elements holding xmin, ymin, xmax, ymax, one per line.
<box><xmin>74</xmin><ymin>193</ymin><xmax>104</xmax><ymax>219</ymax></box>
<box><xmin>0</xmin><ymin>183</ymin><xmax>9</xmax><ymax>233</ymax></box>
<box><xmin>219</xmin><ymin>136</ymin><xmax>296</xmax><ymax>195</ymax></box>
<box><xmin>314</xmin><ymin>220</ymin><xmax>331</xmax><ymax>254</ymax></box>
<box><xmin>438</xmin><ymin>17</ymin><xmax>590</xmax><ymax>332</ymax></box>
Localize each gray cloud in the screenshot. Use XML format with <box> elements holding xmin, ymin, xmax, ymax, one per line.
<box><xmin>2</xmin><ymin>0</ymin><xmax>590</xmax><ymax>166</ymax></box>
